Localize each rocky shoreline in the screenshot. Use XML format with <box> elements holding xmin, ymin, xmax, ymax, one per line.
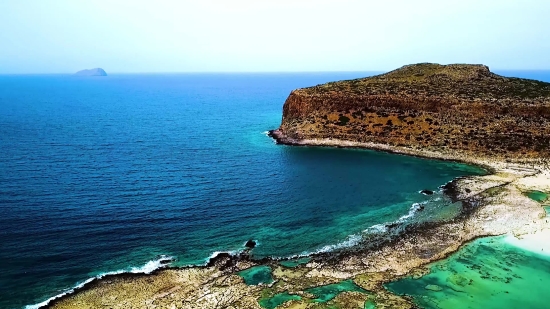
<box><xmin>44</xmin><ymin>64</ymin><xmax>550</xmax><ymax>308</ymax></box>
<box><xmin>44</xmin><ymin>134</ymin><xmax>550</xmax><ymax>309</ymax></box>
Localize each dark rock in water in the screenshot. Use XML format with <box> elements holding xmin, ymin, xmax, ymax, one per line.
<box><xmin>417</xmin><ymin>204</ymin><xmax>425</xmax><ymax>211</ymax></box>
<box><xmin>244</xmin><ymin>239</ymin><xmax>256</xmax><ymax>249</ymax></box>
<box><xmin>74</xmin><ymin>68</ymin><xmax>107</xmax><ymax>76</ymax></box>
<box><xmin>420</xmin><ymin>189</ymin><xmax>434</xmax><ymax>195</ymax></box>
<box><xmin>441</xmin><ymin>180</ymin><xmax>461</xmax><ymax>202</ymax></box>
<box><xmin>386</xmin><ymin>222</ymin><xmax>400</xmax><ymax>229</ymax></box>
<box><xmin>158</xmin><ymin>256</ymin><xmax>173</xmax><ymax>265</ymax></box>
<box><xmin>205</xmin><ymin>252</ymin><xmax>234</xmax><ymax>268</ymax></box>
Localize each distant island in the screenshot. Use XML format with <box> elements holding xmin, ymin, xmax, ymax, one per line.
<box><xmin>74</xmin><ymin>68</ymin><xmax>107</xmax><ymax>76</ymax></box>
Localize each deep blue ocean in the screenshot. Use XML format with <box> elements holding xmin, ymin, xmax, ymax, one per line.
<box><xmin>0</xmin><ymin>71</ymin><xmax>547</xmax><ymax>308</ymax></box>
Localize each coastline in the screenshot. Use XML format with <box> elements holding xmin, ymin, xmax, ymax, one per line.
<box><xmin>41</xmin><ymin>132</ymin><xmax>550</xmax><ymax>309</ymax></box>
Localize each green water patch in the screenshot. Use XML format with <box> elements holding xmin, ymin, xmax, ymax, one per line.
<box><xmin>279</xmin><ymin>257</ymin><xmax>311</xmax><ymax>268</ymax></box>
<box><xmin>237</xmin><ymin>265</ymin><xmax>274</xmax><ymax>285</ymax></box>
<box><xmin>386</xmin><ymin>236</ymin><xmax>550</xmax><ymax>309</ymax></box>
<box><xmin>364</xmin><ymin>299</ymin><xmax>376</xmax><ymax>309</ymax></box>
<box><xmin>526</xmin><ymin>190</ymin><xmax>548</xmax><ymax>202</ymax></box>
<box><xmin>543</xmin><ymin>205</ymin><xmax>550</xmax><ymax>216</ymax></box>
<box><xmin>306</xmin><ymin>279</ymin><xmax>369</xmax><ymax>303</ymax></box>
<box><xmin>259</xmin><ymin>291</ymin><xmax>302</xmax><ymax>309</ymax></box>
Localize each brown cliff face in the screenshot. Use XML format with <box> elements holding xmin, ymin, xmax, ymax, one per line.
<box><xmin>275</xmin><ymin>63</ymin><xmax>550</xmax><ymax>157</ymax></box>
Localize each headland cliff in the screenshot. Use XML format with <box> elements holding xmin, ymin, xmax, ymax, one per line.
<box><xmin>271</xmin><ymin>63</ymin><xmax>550</xmax><ymax>158</ymax></box>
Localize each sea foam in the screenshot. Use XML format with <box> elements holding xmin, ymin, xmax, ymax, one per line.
<box><xmin>25</xmin><ymin>255</ymin><xmax>173</xmax><ymax>309</ymax></box>
<box><xmin>302</xmin><ymin>199</ymin><xmax>434</xmax><ymax>256</ymax></box>
<box><xmin>312</xmin><ymin>234</ymin><xmax>363</xmax><ymax>254</ymax></box>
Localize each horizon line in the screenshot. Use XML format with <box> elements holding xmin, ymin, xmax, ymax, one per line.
<box><xmin>2</xmin><ymin>68</ymin><xmax>550</xmax><ymax>76</ymax></box>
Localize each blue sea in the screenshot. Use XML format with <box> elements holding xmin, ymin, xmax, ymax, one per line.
<box><xmin>0</xmin><ymin>71</ymin><xmax>547</xmax><ymax>309</ymax></box>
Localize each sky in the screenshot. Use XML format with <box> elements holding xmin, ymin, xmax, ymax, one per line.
<box><xmin>0</xmin><ymin>0</ymin><xmax>549</xmax><ymax>74</ymax></box>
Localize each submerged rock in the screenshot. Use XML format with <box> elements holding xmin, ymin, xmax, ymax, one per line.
<box><xmin>424</xmin><ymin>284</ymin><xmax>443</xmax><ymax>291</ymax></box>
<box><xmin>448</xmin><ymin>274</ymin><xmax>470</xmax><ymax>287</ymax></box>
<box><xmin>420</xmin><ymin>189</ymin><xmax>434</xmax><ymax>195</ymax></box>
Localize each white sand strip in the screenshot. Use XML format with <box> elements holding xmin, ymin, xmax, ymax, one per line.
<box><xmin>504</xmin><ymin>229</ymin><xmax>550</xmax><ymax>257</ymax></box>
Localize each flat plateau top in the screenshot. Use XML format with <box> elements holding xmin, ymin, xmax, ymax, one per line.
<box><xmin>301</xmin><ymin>63</ymin><xmax>550</xmax><ymax>101</ymax></box>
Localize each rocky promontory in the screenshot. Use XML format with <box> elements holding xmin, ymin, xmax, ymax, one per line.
<box><xmin>271</xmin><ymin>63</ymin><xmax>550</xmax><ymax>157</ymax></box>
<box><xmin>74</xmin><ymin>68</ymin><xmax>107</xmax><ymax>76</ymax></box>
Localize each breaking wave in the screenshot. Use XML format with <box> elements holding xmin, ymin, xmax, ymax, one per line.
<box><xmin>25</xmin><ymin>255</ymin><xmax>174</xmax><ymax>309</ymax></box>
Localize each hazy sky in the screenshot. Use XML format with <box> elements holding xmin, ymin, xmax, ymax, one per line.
<box><xmin>1</xmin><ymin>0</ymin><xmax>549</xmax><ymax>73</ymax></box>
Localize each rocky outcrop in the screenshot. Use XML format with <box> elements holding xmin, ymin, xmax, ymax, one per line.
<box><xmin>272</xmin><ymin>63</ymin><xmax>550</xmax><ymax>157</ymax></box>
<box><xmin>244</xmin><ymin>239</ymin><xmax>257</xmax><ymax>249</ymax></box>
<box><xmin>74</xmin><ymin>68</ymin><xmax>107</xmax><ymax>76</ymax></box>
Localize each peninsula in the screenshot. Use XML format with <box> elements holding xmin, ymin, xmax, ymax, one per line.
<box><xmin>270</xmin><ymin>63</ymin><xmax>550</xmax><ymax>157</ymax></box>
<box><xmin>74</xmin><ymin>68</ymin><xmax>107</xmax><ymax>76</ymax></box>
<box><xmin>45</xmin><ymin>64</ymin><xmax>550</xmax><ymax>309</ymax></box>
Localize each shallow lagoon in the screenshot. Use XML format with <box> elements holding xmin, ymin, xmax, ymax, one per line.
<box><xmin>258</xmin><ymin>279</ymin><xmax>369</xmax><ymax>308</ymax></box>
<box><xmin>526</xmin><ymin>190</ymin><xmax>548</xmax><ymax>203</ymax></box>
<box><xmin>386</xmin><ymin>236</ymin><xmax>550</xmax><ymax>309</ymax></box>
<box><xmin>279</xmin><ymin>257</ymin><xmax>311</xmax><ymax>268</ymax></box>
<box><xmin>238</xmin><ymin>265</ymin><xmax>274</xmax><ymax>286</ymax></box>
<box><xmin>259</xmin><ymin>292</ymin><xmax>302</xmax><ymax>309</ymax></box>
<box><xmin>306</xmin><ymin>279</ymin><xmax>369</xmax><ymax>303</ymax></box>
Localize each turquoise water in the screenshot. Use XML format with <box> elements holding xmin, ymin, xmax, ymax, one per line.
<box><xmin>238</xmin><ymin>265</ymin><xmax>274</xmax><ymax>286</ymax></box>
<box><xmin>0</xmin><ymin>73</ymin><xmax>488</xmax><ymax>308</ymax></box>
<box><xmin>306</xmin><ymin>279</ymin><xmax>369</xmax><ymax>303</ymax></box>
<box><xmin>258</xmin><ymin>280</ymin><xmax>368</xmax><ymax>308</ymax></box>
<box><xmin>364</xmin><ymin>299</ymin><xmax>376</xmax><ymax>309</ymax></box>
<box><xmin>259</xmin><ymin>292</ymin><xmax>302</xmax><ymax>309</ymax></box>
<box><xmin>526</xmin><ymin>190</ymin><xmax>548</xmax><ymax>203</ymax></box>
<box><xmin>386</xmin><ymin>236</ymin><xmax>550</xmax><ymax>309</ymax></box>
<box><xmin>279</xmin><ymin>257</ymin><xmax>311</xmax><ymax>268</ymax></box>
